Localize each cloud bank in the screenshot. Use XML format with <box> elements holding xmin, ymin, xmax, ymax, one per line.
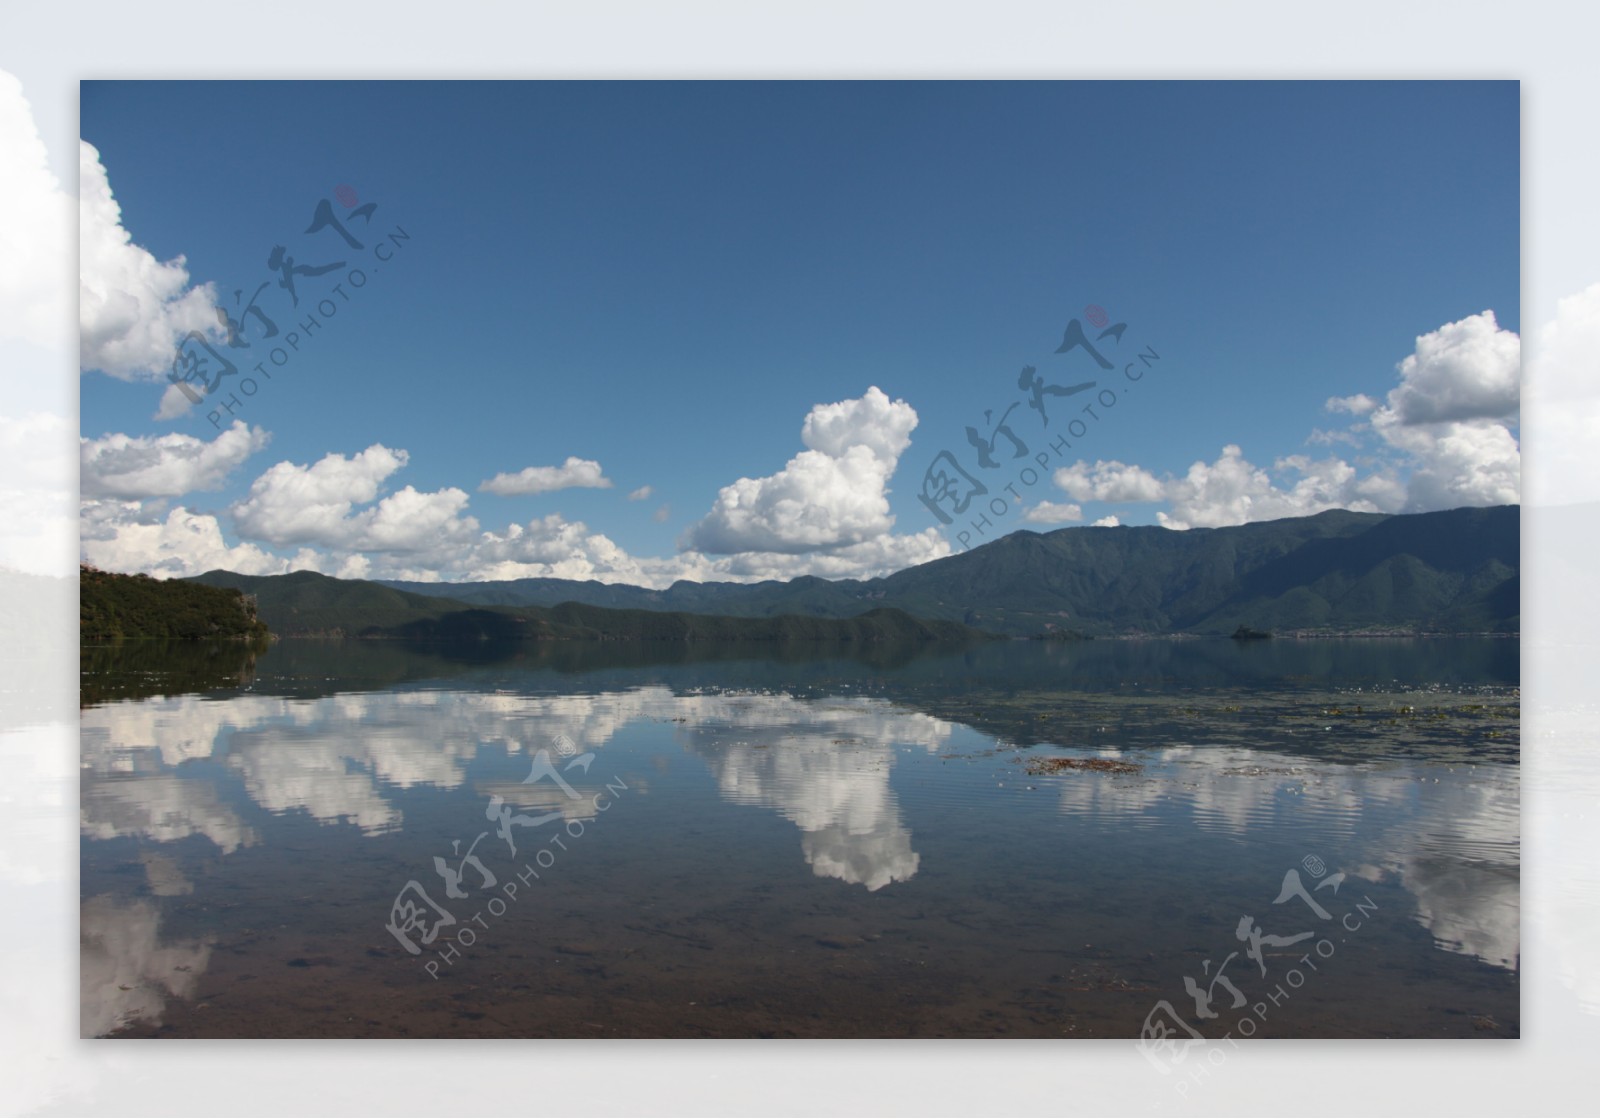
<box><xmin>80</xmin><ymin>388</ymin><xmax>951</xmax><ymax>585</ymax></box>
<box><xmin>1038</xmin><ymin>311</ymin><xmax>1521</xmax><ymax>530</ymax></box>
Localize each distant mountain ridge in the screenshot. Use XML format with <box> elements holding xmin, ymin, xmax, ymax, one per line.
<box><xmin>184</xmin><ymin>569</ymin><xmax>991</xmax><ymax>644</ymax></box>
<box><xmin>373</xmin><ymin>505</ymin><xmax>1520</xmax><ymax>636</ymax></box>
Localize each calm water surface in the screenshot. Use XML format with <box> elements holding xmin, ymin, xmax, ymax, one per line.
<box><xmin>80</xmin><ymin>637</ymin><xmax>1519</xmax><ymax>1038</ymax></box>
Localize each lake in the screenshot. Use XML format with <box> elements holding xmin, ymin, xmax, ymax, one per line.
<box><xmin>80</xmin><ymin>636</ymin><xmax>1519</xmax><ymax>1039</ymax></box>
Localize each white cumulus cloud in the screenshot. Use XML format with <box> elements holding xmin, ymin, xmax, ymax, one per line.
<box><xmin>154</xmin><ymin>380</ymin><xmax>199</xmax><ymax>422</ymax></box>
<box><xmin>0</xmin><ymin>411</ymin><xmax>74</xmax><ymax>575</ymax></box>
<box><xmin>1526</xmin><ymin>283</ymin><xmax>1600</xmax><ymax>507</ymax></box>
<box><xmin>79</xmin><ymin>141</ymin><xmax>222</xmax><ymax>382</ymax></box>
<box><xmin>0</xmin><ymin>71</ymin><xmax>75</xmax><ymax>576</ymax></box>
<box><xmin>1051</xmin><ymin>459</ymin><xmax>1164</xmax><ymax>503</ymax></box>
<box><xmin>231</xmin><ymin>444</ymin><xmax>478</xmax><ymax>557</ymax></box>
<box><xmin>0</xmin><ymin>71</ymin><xmax>71</xmax><ymax>352</ymax></box>
<box><xmin>1043</xmin><ymin>310</ymin><xmax>1521</xmax><ymax>531</ymax></box>
<box><xmin>455</xmin><ymin>513</ymin><xmax>950</xmax><ymax>588</ymax></box>
<box><xmin>1379</xmin><ymin>310</ymin><xmax>1520</xmax><ymax>426</ymax></box>
<box><xmin>683</xmin><ymin>386</ymin><xmax>919</xmax><ymax>555</ymax></box>
<box><xmin>479</xmin><ymin>457</ymin><xmax>613</xmax><ymax>496</ymax></box>
<box><xmin>1364</xmin><ymin>310</ymin><xmax>1522</xmax><ymax>513</ymax></box>
<box><xmin>80</xmin><ymin>421</ymin><xmax>269</xmax><ymax>499</ymax></box>
<box><xmin>1155</xmin><ymin>445</ymin><xmax>1400</xmax><ymax>530</ymax></box>
<box><xmin>83</xmin><ymin>430</ymin><xmax>952</xmax><ymax>586</ymax></box>
<box><xmin>699</xmin><ymin>527</ymin><xmax>949</xmax><ymax>583</ymax></box>
<box><xmin>1326</xmin><ymin>393</ymin><xmax>1378</xmax><ymax>416</ymax></box>
<box><xmin>1374</xmin><ymin>417</ymin><xmax>1521</xmax><ymax>513</ymax></box>
<box><xmin>464</xmin><ymin>517</ymin><xmax>700</xmax><ymax>586</ymax></box>
<box><xmin>1023</xmin><ymin>500</ymin><xmax>1083</xmax><ymax>525</ymax></box>
<box><xmin>80</xmin><ymin>500</ymin><xmax>290</xmax><ymax>578</ymax></box>
<box><xmin>627</xmin><ymin>485</ymin><xmax>653</xmax><ymax>501</ymax></box>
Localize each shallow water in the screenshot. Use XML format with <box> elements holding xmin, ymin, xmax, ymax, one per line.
<box><xmin>80</xmin><ymin>637</ymin><xmax>1519</xmax><ymax>1038</ymax></box>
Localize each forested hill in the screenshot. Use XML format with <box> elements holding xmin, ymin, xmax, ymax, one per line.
<box><xmin>81</xmin><ymin>565</ymin><xmax>270</xmax><ymax>642</ymax></box>
<box><xmin>184</xmin><ymin>569</ymin><xmax>991</xmax><ymax>643</ymax></box>
<box><xmin>374</xmin><ymin>505</ymin><xmax>1519</xmax><ymax>636</ymax></box>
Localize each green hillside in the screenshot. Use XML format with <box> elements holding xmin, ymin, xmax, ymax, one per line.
<box><xmin>185</xmin><ymin>569</ymin><xmax>990</xmax><ymax>644</ymax></box>
<box><xmin>376</xmin><ymin>505</ymin><xmax>1519</xmax><ymax>636</ymax></box>
<box><xmin>188</xmin><ymin>569</ymin><xmax>551</xmax><ymax>637</ymax></box>
<box><xmin>81</xmin><ymin>564</ymin><xmax>270</xmax><ymax>642</ymax></box>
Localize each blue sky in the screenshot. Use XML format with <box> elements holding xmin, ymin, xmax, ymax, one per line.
<box><xmin>76</xmin><ymin>80</ymin><xmax>1521</xmax><ymax>584</ymax></box>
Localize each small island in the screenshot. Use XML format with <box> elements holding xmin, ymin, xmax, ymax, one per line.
<box><xmin>1230</xmin><ymin>624</ymin><xmax>1273</xmax><ymax>640</ymax></box>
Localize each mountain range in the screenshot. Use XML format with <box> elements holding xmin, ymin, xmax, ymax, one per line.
<box><xmin>185</xmin><ymin>568</ymin><xmax>989</xmax><ymax>644</ymax></box>
<box><xmin>185</xmin><ymin>505</ymin><xmax>1518</xmax><ymax>639</ymax></box>
<box><xmin>370</xmin><ymin>505</ymin><xmax>1519</xmax><ymax>636</ymax></box>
